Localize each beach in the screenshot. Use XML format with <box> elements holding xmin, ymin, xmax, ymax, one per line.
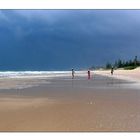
<box><xmin>0</xmin><ymin>70</ymin><xmax>140</xmax><ymax>131</ymax></box>
<box><xmin>95</xmin><ymin>67</ymin><xmax>140</xmax><ymax>82</ymax></box>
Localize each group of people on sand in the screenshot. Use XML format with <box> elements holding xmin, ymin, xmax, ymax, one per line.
<box><xmin>72</xmin><ymin>66</ymin><xmax>114</xmax><ymax>79</ymax></box>
<box><xmin>71</xmin><ymin>68</ymin><xmax>91</xmax><ymax>80</ymax></box>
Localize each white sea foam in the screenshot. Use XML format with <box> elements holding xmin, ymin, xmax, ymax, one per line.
<box><xmin>0</xmin><ymin>71</ymin><xmax>88</xmax><ymax>90</ymax></box>
<box><xmin>0</xmin><ymin>71</ymin><xmax>87</xmax><ymax>79</ymax></box>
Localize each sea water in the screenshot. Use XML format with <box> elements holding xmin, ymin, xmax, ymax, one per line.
<box><xmin>0</xmin><ymin>71</ymin><xmax>87</xmax><ymax>90</ymax></box>
<box><xmin>0</xmin><ymin>71</ymin><xmax>88</xmax><ymax>79</ymax></box>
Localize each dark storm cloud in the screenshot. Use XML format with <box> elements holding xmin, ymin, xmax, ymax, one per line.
<box><xmin>0</xmin><ymin>10</ymin><xmax>140</xmax><ymax>70</ymax></box>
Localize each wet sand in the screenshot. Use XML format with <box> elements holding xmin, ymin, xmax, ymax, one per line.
<box><xmin>0</xmin><ymin>74</ymin><xmax>140</xmax><ymax>131</ymax></box>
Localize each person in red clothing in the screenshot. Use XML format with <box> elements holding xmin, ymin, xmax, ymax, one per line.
<box><xmin>88</xmin><ymin>70</ymin><xmax>91</xmax><ymax>80</ymax></box>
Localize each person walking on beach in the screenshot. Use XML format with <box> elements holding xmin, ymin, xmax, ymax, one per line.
<box><xmin>111</xmin><ymin>66</ymin><xmax>114</xmax><ymax>75</ymax></box>
<box><xmin>72</xmin><ymin>68</ymin><xmax>75</xmax><ymax>79</ymax></box>
<box><xmin>88</xmin><ymin>70</ymin><xmax>91</xmax><ymax>80</ymax></box>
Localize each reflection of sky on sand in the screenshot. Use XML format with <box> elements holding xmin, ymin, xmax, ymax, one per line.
<box><xmin>61</xmin><ymin>75</ymin><xmax>140</xmax><ymax>91</ymax></box>
<box><xmin>0</xmin><ymin>78</ymin><xmax>51</xmax><ymax>90</ymax></box>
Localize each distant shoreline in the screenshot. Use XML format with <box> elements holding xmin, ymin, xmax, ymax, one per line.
<box><xmin>94</xmin><ymin>67</ymin><xmax>140</xmax><ymax>83</ymax></box>
<box><xmin>0</xmin><ymin>68</ymin><xmax>140</xmax><ymax>82</ymax></box>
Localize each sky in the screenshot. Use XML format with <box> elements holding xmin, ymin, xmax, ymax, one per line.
<box><xmin>0</xmin><ymin>10</ymin><xmax>140</xmax><ymax>70</ymax></box>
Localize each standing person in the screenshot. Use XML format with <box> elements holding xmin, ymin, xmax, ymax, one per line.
<box><xmin>111</xmin><ymin>66</ymin><xmax>114</xmax><ymax>75</ymax></box>
<box><xmin>72</xmin><ymin>68</ymin><xmax>75</xmax><ymax>79</ymax></box>
<box><xmin>88</xmin><ymin>70</ymin><xmax>91</xmax><ymax>80</ymax></box>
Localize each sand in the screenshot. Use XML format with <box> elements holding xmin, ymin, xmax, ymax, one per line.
<box><xmin>0</xmin><ymin>71</ymin><xmax>140</xmax><ymax>131</ymax></box>
<box><xmin>94</xmin><ymin>67</ymin><xmax>140</xmax><ymax>82</ymax></box>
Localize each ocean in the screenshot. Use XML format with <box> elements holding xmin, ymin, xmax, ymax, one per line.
<box><xmin>0</xmin><ymin>71</ymin><xmax>87</xmax><ymax>79</ymax></box>
<box><xmin>0</xmin><ymin>71</ymin><xmax>87</xmax><ymax>90</ymax></box>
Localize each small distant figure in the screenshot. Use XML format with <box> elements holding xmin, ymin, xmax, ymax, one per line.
<box><xmin>72</xmin><ymin>68</ymin><xmax>75</xmax><ymax>79</ymax></box>
<box><xmin>111</xmin><ymin>66</ymin><xmax>114</xmax><ymax>75</ymax></box>
<box><xmin>88</xmin><ymin>70</ymin><xmax>91</xmax><ymax>79</ymax></box>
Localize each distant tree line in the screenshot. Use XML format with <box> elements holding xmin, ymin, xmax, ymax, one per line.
<box><xmin>105</xmin><ymin>56</ymin><xmax>140</xmax><ymax>70</ymax></box>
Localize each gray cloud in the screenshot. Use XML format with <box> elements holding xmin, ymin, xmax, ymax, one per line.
<box><xmin>0</xmin><ymin>10</ymin><xmax>140</xmax><ymax>70</ymax></box>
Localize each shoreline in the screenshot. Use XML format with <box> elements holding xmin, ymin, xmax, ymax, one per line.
<box><xmin>0</xmin><ymin>68</ymin><xmax>139</xmax><ymax>90</ymax></box>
